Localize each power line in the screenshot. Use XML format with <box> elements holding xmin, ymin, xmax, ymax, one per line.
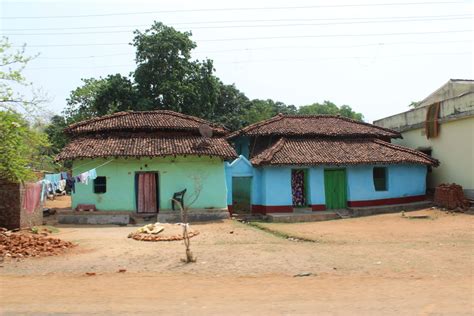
<box><xmin>11</xmin><ymin>30</ymin><xmax>473</xmax><ymax>47</ymax></box>
<box><xmin>28</xmin><ymin>64</ymin><xmax>134</xmax><ymax>70</ymax></box>
<box><xmin>2</xmin><ymin>14</ymin><xmax>471</xmax><ymax>31</ymax></box>
<box><xmin>198</xmin><ymin>40</ymin><xmax>473</xmax><ymax>53</ymax></box>
<box><xmin>224</xmin><ymin>51</ymin><xmax>472</xmax><ymax>64</ymax></box>
<box><xmin>4</xmin><ymin>16</ymin><xmax>472</xmax><ymax>36</ymax></box>
<box><xmin>36</xmin><ymin>39</ymin><xmax>473</xmax><ymax>60</ymax></box>
<box><xmin>38</xmin><ymin>53</ymin><xmax>133</xmax><ymax>60</ymax></box>
<box><xmin>2</xmin><ymin>1</ymin><xmax>464</xmax><ymax>19</ymax></box>
<box><xmin>27</xmin><ymin>51</ymin><xmax>472</xmax><ymax>70</ymax></box>
<box><xmin>199</xmin><ymin>30</ymin><xmax>472</xmax><ymax>43</ymax></box>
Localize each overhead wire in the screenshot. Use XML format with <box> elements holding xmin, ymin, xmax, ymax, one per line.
<box><xmin>26</xmin><ymin>51</ymin><xmax>472</xmax><ymax>70</ymax></box>
<box><xmin>36</xmin><ymin>39</ymin><xmax>473</xmax><ymax>60</ymax></box>
<box><xmin>3</xmin><ymin>16</ymin><xmax>472</xmax><ymax>36</ymax></box>
<box><xmin>2</xmin><ymin>1</ymin><xmax>464</xmax><ymax>19</ymax></box>
<box><xmin>10</xmin><ymin>30</ymin><xmax>473</xmax><ymax>47</ymax></box>
<box><xmin>2</xmin><ymin>14</ymin><xmax>471</xmax><ymax>32</ymax></box>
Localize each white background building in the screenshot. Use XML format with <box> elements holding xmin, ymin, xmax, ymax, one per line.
<box><xmin>374</xmin><ymin>79</ymin><xmax>474</xmax><ymax>198</ymax></box>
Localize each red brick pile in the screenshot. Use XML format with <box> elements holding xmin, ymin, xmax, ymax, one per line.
<box><xmin>0</xmin><ymin>228</ymin><xmax>75</xmax><ymax>259</ymax></box>
<box><xmin>434</xmin><ymin>184</ymin><xmax>470</xmax><ymax>211</ymax></box>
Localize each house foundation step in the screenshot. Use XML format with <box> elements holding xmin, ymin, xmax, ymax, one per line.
<box><xmin>348</xmin><ymin>200</ymin><xmax>433</xmax><ymax>217</ymax></box>
<box><xmin>266</xmin><ymin>211</ymin><xmax>340</xmax><ymax>223</ymax></box>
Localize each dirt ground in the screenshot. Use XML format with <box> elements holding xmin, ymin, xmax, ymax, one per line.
<box><xmin>1</xmin><ymin>206</ymin><xmax>473</xmax><ymax>315</ymax></box>
<box><xmin>44</xmin><ymin>195</ymin><xmax>72</xmax><ymax>211</ymax></box>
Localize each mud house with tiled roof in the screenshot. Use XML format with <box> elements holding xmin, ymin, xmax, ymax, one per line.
<box><xmin>57</xmin><ymin>110</ymin><xmax>237</xmax><ymax>219</ymax></box>
<box><xmin>226</xmin><ymin>114</ymin><xmax>438</xmax><ymax>214</ymax></box>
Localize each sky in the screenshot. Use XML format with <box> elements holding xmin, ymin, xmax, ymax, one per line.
<box><xmin>1</xmin><ymin>0</ymin><xmax>473</xmax><ymax>123</ymax></box>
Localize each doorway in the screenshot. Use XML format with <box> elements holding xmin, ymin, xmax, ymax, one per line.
<box><xmin>292</xmin><ymin>169</ymin><xmax>308</xmax><ymax>207</ymax></box>
<box><xmin>135</xmin><ymin>172</ymin><xmax>159</xmax><ymax>213</ymax></box>
<box><xmin>232</xmin><ymin>177</ymin><xmax>252</xmax><ymax>214</ymax></box>
<box><xmin>324</xmin><ymin>169</ymin><xmax>347</xmax><ymax>209</ymax></box>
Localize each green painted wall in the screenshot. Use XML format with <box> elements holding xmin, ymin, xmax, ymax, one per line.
<box><xmin>71</xmin><ymin>156</ymin><xmax>228</xmax><ymax>212</ymax></box>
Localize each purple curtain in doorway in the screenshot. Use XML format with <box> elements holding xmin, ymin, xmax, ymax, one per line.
<box><xmin>292</xmin><ymin>170</ymin><xmax>305</xmax><ymax>207</ymax></box>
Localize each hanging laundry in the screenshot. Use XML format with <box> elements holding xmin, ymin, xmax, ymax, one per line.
<box><xmin>60</xmin><ymin>171</ymin><xmax>68</xmax><ymax>180</ymax></box>
<box><xmin>88</xmin><ymin>168</ymin><xmax>97</xmax><ymax>180</ymax></box>
<box><xmin>40</xmin><ymin>180</ymin><xmax>48</xmax><ymax>202</ymax></box>
<box><xmin>46</xmin><ymin>181</ymin><xmax>54</xmax><ymax>195</ymax></box>
<box><xmin>44</xmin><ymin>173</ymin><xmax>61</xmax><ymax>192</ymax></box>
<box><xmin>73</xmin><ymin>159</ymin><xmax>113</xmax><ymax>186</ymax></box>
<box><xmin>22</xmin><ymin>182</ymin><xmax>42</xmax><ymax>213</ymax></box>
<box><xmin>58</xmin><ymin>179</ymin><xmax>66</xmax><ymax>192</ymax></box>
<box><xmin>79</xmin><ymin>171</ymin><xmax>89</xmax><ymax>185</ymax></box>
<box><xmin>66</xmin><ymin>177</ymin><xmax>76</xmax><ymax>193</ymax></box>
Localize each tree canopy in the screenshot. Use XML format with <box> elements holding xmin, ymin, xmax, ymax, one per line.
<box><xmin>299</xmin><ymin>101</ymin><xmax>363</xmax><ymax>120</ymax></box>
<box><xmin>0</xmin><ymin>38</ymin><xmax>55</xmax><ymax>181</ymax></box>
<box><xmin>51</xmin><ymin>21</ymin><xmax>364</xmax><ymax>153</ymax></box>
<box><xmin>63</xmin><ymin>74</ymin><xmax>137</xmax><ymax>123</ymax></box>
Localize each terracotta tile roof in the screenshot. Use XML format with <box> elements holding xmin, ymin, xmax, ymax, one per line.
<box><xmin>56</xmin><ymin>134</ymin><xmax>237</xmax><ymax>161</ymax></box>
<box><xmin>228</xmin><ymin>114</ymin><xmax>401</xmax><ymax>139</ymax></box>
<box><xmin>65</xmin><ymin>110</ymin><xmax>228</xmax><ymax>136</ymax></box>
<box><xmin>251</xmin><ymin>137</ymin><xmax>439</xmax><ymax>166</ymax></box>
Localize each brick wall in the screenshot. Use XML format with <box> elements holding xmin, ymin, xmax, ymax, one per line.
<box><xmin>0</xmin><ymin>179</ymin><xmax>43</xmax><ymax>229</ymax></box>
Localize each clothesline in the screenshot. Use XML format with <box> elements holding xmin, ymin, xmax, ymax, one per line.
<box><xmin>72</xmin><ymin>159</ymin><xmax>114</xmax><ymax>188</ymax></box>
<box><xmin>72</xmin><ymin>159</ymin><xmax>114</xmax><ymax>177</ymax></box>
<box><xmin>71</xmin><ymin>159</ymin><xmax>98</xmax><ymax>171</ymax></box>
<box><xmin>72</xmin><ymin>158</ymin><xmax>114</xmax><ymax>173</ymax></box>
<box><xmin>42</xmin><ymin>159</ymin><xmax>115</xmax><ymax>196</ymax></box>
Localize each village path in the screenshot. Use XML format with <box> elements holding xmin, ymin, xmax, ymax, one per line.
<box><xmin>1</xmin><ymin>206</ymin><xmax>473</xmax><ymax>315</ymax></box>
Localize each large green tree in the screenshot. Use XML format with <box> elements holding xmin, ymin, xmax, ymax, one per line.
<box><xmin>241</xmin><ymin>99</ymin><xmax>297</xmax><ymax>125</ymax></box>
<box><xmin>133</xmin><ymin>22</ymin><xmax>220</xmax><ymax>118</ymax></box>
<box><xmin>298</xmin><ymin>101</ymin><xmax>363</xmax><ymax>120</ymax></box>
<box><xmin>44</xmin><ymin>115</ymin><xmax>68</xmax><ymax>155</ymax></box>
<box><xmin>53</xmin><ymin>20</ymin><xmax>366</xmax><ymax>156</ymax></box>
<box><xmin>212</xmin><ymin>83</ymin><xmax>250</xmax><ymax>131</ymax></box>
<box><xmin>0</xmin><ymin>38</ymin><xmax>53</xmax><ymax>181</ymax></box>
<box><xmin>0</xmin><ymin>37</ymin><xmax>47</xmax><ymax>116</ymax></box>
<box><xmin>64</xmin><ymin>74</ymin><xmax>137</xmax><ymax>123</ymax></box>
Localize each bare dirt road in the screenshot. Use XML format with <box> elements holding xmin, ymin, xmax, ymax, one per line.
<box><xmin>1</xmin><ymin>208</ymin><xmax>473</xmax><ymax>315</ymax></box>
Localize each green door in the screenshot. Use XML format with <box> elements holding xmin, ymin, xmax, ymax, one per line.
<box><xmin>324</xmin><ymin>169</ymin><xmax>347</xmax><ymax>209</ymax></box>
<box><xmin>232</xmin><ymin>177</ymin><xmax>252</xmax><ymax>214</ymax></box>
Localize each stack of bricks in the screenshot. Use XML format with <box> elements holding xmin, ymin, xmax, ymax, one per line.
<box><xmin>434</xmin><ymin>183</ymin><xmax>470</xmax><ymax>211</ymax></box>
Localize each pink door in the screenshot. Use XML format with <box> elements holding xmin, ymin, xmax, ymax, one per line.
<box><xmin>137</xmin><ymin>173</ymin><xmax>158</xmax><ymax>213</ymax></box>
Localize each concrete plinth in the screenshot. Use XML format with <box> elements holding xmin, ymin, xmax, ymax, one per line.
<box><xmin>58</xmin><ymin>212</ymin><xmax>130</xmax><ymax>225</ymax></box>
<box><xmin>267</xmin><ymin>211</ymin><xmax>340</xmax><ymax>223</ymax></box>
<box><xmin>348</xmin><ymin>201</ymin><xmax>432</xmax><ymax>217</ymax></box>
<box><xmin>157</xmin><ymin>209</ymin><xmax>230</xmax><ymax>223</ymax></box>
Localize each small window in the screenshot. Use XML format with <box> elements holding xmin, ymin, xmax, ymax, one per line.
<box><xmin>373</xmin><ymin>167</ymin><xmax>387</xmax><ymax>191</ymax></box>
<box><xmin>93</xmin><ymin>176</ymin><xmax>106</xmax><ymax>194</ymax></box>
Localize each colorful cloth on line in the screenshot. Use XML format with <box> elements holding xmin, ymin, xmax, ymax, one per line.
<box><xmin>40</xmin><ymin>180</ymin><xmax>48</xmax><ymax>201</ymax></box>
<box><xmin>44</xmin><ymin>173</ymin><xmax>61</xmax><ymax>192</ymax></box>
<box><xmin>66</xmin><ymin>177</ymin><xmax>76</xmax><ymax>193</ymax></box>
<box><xmin>79</xmin><ymin>171</ymin><xmax>89</xmax><ymax>185</ymax></box>
<box><xmin>23</xmin><ymin>182</ymin><xmax>42</xmax><ymax>214</ymax></box>
<box><xmin>88</xmin><ymin>169</ymin><xmax>97</xmax><ymax>180</ymax></box>
<box><xmin>58</xmin><ymin>179</ymin><xmax>66</xmax><ymax>192</ymax></box>
<box><xmin>74</xmin><ymin>168</ymin><xmax>99</xmax><ymax>186</ymax></box>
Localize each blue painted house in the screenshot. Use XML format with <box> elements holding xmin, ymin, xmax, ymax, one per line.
<box><xmin>226</xmin><ymin>114</ymin><xmax>438</xmax><ymax>214</ymax></box>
